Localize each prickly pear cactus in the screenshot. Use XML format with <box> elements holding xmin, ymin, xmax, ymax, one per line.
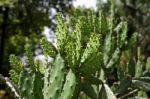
<box><xmin>19</xmin><ymin>46</ymin><xmax>44</xmax><ymax>99</ymax></box>
<box><xmin>59</xmin><ymin>69</ymin><xmax>77</xmax><ymax>99</ymax></box>
<box><xmin>9</xmin><ymin>2</ymin><xmax>150</xmax><ymax>98</ymax></box>
<box><xmin>19</xmin><ymin>68</ymin><xmax>35</xmax><ymax>99</ymax></box>
<box><xmin>43</xmin><ymin>54</ymin><xmax>65</xmax><ymax>99</ymax></box>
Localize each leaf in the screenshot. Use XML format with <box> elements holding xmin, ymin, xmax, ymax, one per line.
<box><xmin>106</xmin><ymin>48</ymin><xmax>120</xmax><ymax>68</ymax></box>
<box><xmin>143</xmin><ymin>70</ymin><xmax>150</xmax><ymax>77</ymax></box>
<box><xmin>85</xmin><ymin>75</ymin><xmax>103</xmax><ymax>85</ymax></box>
<box><xmin>134</xmin><ymin>77</ymin><xmax>150</xmax><ymax>83</ymax></box>
<box><xmin>19</xmin><ymin>68</ymin><xmax>34</xmax><ymax>99</ymax></box>
<box><xmin>120</xmin><ymin>22</ymin><xmax>127</xmax><ymax>48</ymax></box>
<box><xmin>65</xmin><ymin>18</ymin><xmax>82</xmax><ymax>69</ymax></box>
<box><xmin>81</xmin><ymin>33</ymin><xmax>100</xmax><ymax>64</ymax></box>
<box><xmin>80</xmin><ymin>33</ymin><xmax>101</xmax><ymax>75</ymax></box>
<box><xmin>98</xmin><ymin>11</ymin><xmax>109</xmax><ymax>35</ymax></box>
<box><xmin>25</xmin><ymin>45</ymin><xmax>35</xmax><ymax>71</ymax></box>
<box><xmin>127</xmin><ymin>59</ymin><xmax>136</xmax><ymax>77</ymax></box>
<box><xmin>9</xmin><ymin>70</ymin><xmax>19</xmax><ymax>85</ymax></box>
<box><xmin>80</xmin><ymin>52</ymin><xmax>102</xmax><ymax>75</ymax></box>
<box><xmin>117</xmin><ymin>66</ymin><xmax>125</xmax><ymax>80</ymax></box>
<box><xmin>135</xmin><ymin>60</ymin><xmax>143</xmax><ymax>78</ymax></box>
<box><xmin>45</xmin><ymin>54</ymin><xmax>65</xmax><ymax>99</ymax></box>
<box><xmin>126</xmin><ymin>33</ymin><xmax>137</xmax><ymax>49</ymax></box>
<box><xmin>41</xmin><ymin>37</ymin><xmax>57</xmax><ymax>57</ymax></box>
<box><xmin>103</xmin><ymin>33</ymin><xmax>112</xmax><ymax>66</ymax></box>
<box><xmin>59</xmin><ymin>69</ymin><xmax>77</xmax><ymax>99</ymax></box>
<box><xmin>98</xmin><ymin>68</ymin><xmax>105</xmax><ymax>81</ymax></box>
<box><xmin>146</xmin><ymin>57</ymin><xmax>150</xmax><ymax>70</ymax></box>
<box><xmin>99</xmin><ymin>84</ymin><xmax>116</xmax><ymax>99</ymax></box>
<box><xmin>9</xmin><ymin>54</ymin><xmax>24</xmax><ymax>84</ymax></box>
<box><xmin>9</xmin><ymin>54</ymin><xmax>23</xmax><ymax>73</ymax></box>
<box><xmin>82</xmin><ymin>83</ymin><xmax>98</xmax><ymax>99</ymax></box>
<box><xmin>116</xmin><ymin>76</ymin><xmax>132</xmax><ymax>95</ymax></box>
<box><xmin>33</xmin><ymin>72</ymin><xmax>44</xmax><ymax>99</ymax></box>
<box><xmin>132</xmin><ymin>78</ymin><xmax>150</xmax><ymax>92</ymax></box>
<box><xmin>56</xmin><ymin>13</ymin><xmax>68</xmax><ymax>52</ymax></box>
<box><xmin>43</xmin><ymin>63</ymin><xmax>51</xmax><ymax>98</ymax></box>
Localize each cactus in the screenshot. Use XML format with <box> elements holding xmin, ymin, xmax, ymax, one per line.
<box><xmin>32</xmin><ymin>71</ymin><xmax>44</xmax><ymax>99</ymax></box>
<box><xmin>43</xmin><ymin>54</ymin><xmax>65</xmax><ymax>99</ymax></box>
<box><xmin>7</xmin><ymin>3</ymin><xmax>150</xmax><ymax>99</ymax></box>
<box><xmin>59</xmin><ymin>69</ymin><xmax>77</xmax><ymax>99</ymax></box>
<box><xmin>41</xmin><ymin>37</ymin><xmax>57</xmax><ymax>58</ymax></box>
<box><xmin>9</xmin><ymin>54</ymin><xmax>24</xmax><ymax>84</ymax></box>
<box><xmin>8</xmin><ymin>9</ymin><xmax>129</xmax><ymax>99</ymax></box>
<box><xmin>80</xmin><ymin>33</ymin><xmax>101</xmax><ymax>75</ymax></box>
<box><xmin>19</xmin><ymin>68</ymin><xmax>35</xmax><ymax>99</ymax></box>
<box><xmin>19</xmin><ymin>68</ymin><xmax>44</xmax><ymax>99</ymax></box>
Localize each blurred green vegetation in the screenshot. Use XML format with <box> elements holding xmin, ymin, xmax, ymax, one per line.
<box><xmin>97</xmin><ymin>0</ymin><xmax>150</xmax><ymax>58</ymax></box>
<box><xmin>0</xmin><ymin>0</ymin><xmax>73</xmax><ymax>76</ymax></box>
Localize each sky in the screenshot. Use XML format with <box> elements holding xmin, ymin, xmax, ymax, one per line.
<box><xmin>73</xmin><ymin>0</ymin><xmax>97</xmax><ymax>10</ymax></box>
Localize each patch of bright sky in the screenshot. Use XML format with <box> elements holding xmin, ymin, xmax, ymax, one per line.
<box><xmin>73</xmin><ymin>0</ymin><xmax>97</xmax><ymax>10</ymax></box>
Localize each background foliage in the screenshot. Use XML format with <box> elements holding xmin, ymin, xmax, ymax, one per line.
<box><xmin>97</xmin><ymin>0</ymin><xmax>150</xmax><ymax>57</ymax></box>
<box><xmin>0</xmin><ymin>0</ymin><xmax>73</xmax><ymax>76</ymax></box>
